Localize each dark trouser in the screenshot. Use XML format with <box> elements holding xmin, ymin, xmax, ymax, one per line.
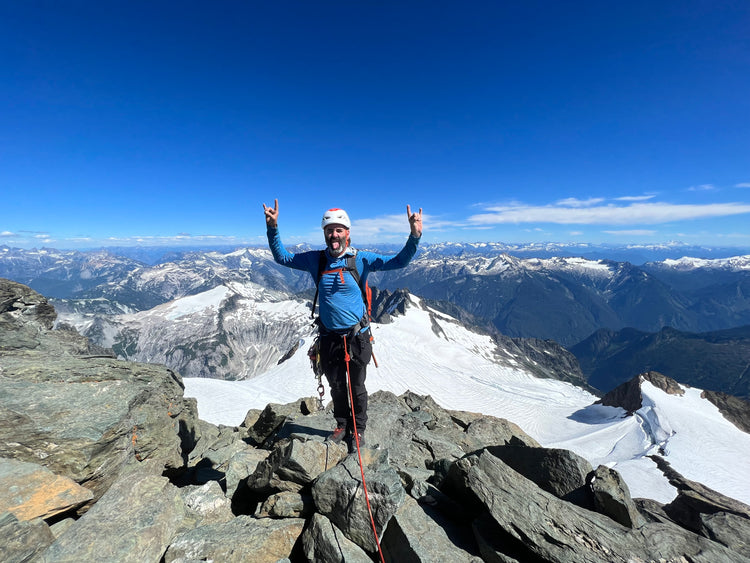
<box><xmin>319</xmin><ymin>328</ymin><xmax>373</xmax><ymax>434</ymax></box>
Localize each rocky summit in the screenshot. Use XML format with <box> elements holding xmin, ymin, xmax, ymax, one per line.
<box><xmin>2</xmin><ymin>278</ymin><xmax>750</xmax><ymax>563</ymax></box>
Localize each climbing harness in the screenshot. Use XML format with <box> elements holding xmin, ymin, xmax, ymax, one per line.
<box><xmin>343</xmin><ymin>336</ymin><xmax>385</xmax><ymax>563</ymax></box>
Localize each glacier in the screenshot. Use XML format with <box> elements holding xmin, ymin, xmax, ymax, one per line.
<box><xmin>184</xmin><ymin>293</ymin><xmax>750</xmax><ymax>507</ymax></box>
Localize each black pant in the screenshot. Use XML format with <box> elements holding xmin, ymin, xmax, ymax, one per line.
<box><xmin>319</xmin><ymin>329</ymin><xmax>373</xmax><ymax>433</ymax></box>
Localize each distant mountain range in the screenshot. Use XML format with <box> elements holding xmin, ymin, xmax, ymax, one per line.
<box><xmin>570</xmin><ymin>325</ymin><xmax>750</xmax><ymax>398</ymax></box>
<box><xmin>2</xmin><ymin>243</ymin><xmax>750</xmax><ymax>398</ymax></box>
<box><xmin>374</xmin><ymin>249</ymin><xmax>750</xmax><ymax>346</ymax></box>
<box><xmin>5</xmin><ymin>240</ymin><xmax>750</xmax><ymax>266</ymax></box>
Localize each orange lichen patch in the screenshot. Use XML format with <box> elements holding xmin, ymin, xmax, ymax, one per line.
<box><xmin>131</xmin><ymin>425</ymin><xmax>143</xmax><ymax>461</ymax></box>
<box><xmin>0</xmin><ymin>462</ymin><xmax>93</xmax><ymax>521</ymax></box>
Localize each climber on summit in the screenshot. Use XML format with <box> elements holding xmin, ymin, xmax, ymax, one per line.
<box><xmin>263</xmin><ymin>199</ymin><xmax>422</xmax><ymax>450</ymax></box>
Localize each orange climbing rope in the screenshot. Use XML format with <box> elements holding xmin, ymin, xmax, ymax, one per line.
<box><xmin>343</xmin><ymin>336</ymin><xmax>386</xmax><ymax>563</ymax></box>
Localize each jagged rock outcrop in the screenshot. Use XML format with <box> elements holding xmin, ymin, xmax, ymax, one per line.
<box><xmin>597</xmin><ymin>370</ymin><xmax>686</xmax><ymax>414</ymax></box>
<box><xmin>0</xmin><ymin>278</ymin><xmax>111</xmax><ymax>356</ymax></box>
<box><xmin>2</xmin><ymin>279</ymin><xmax>750</xmax><ymax>562</ymax></box>
<box><xmin>702</xmin><ymin>388</ymin><xmax>750</xmax><ymax>433</ymax></box>
<box><xmin>651</xmin><ymin>455</ymin><xmax>750</xmax><ymax>558</ymax></box>
<box><xmin>0</xmin><ymin>279</ymin><xmax>196</xmax><ymax>507</ymax></box>
<box><xmin>442</xmin><ymin>448</ymin><xmax>742</xmax><ymax>562</ymax></box>
<box><xmin>598</xmin><ymin>370</ymin><xmax>750</xmax><ymax>435</ymax></box>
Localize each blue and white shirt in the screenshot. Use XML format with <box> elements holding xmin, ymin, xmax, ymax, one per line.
<box><xmin>267</xmin><ymin>226</ymin><xmax>420</xmax><ymax>332</ymax></box>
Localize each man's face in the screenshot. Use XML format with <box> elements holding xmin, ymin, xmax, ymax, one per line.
<box><xmin>324</xmin><ymin>224</ymin><xmax>349</xmax><ymax>256</ymax></box>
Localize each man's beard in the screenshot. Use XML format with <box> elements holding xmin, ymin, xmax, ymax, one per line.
<box><xmin>327</xmin><ymin>236</ymin><xmax>347</xmax><ymax>256</ymax></box>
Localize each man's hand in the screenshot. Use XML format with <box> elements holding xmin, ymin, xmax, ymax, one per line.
<box><xmin>263</xmin><ymin>199</ymin><xmax>279</xmax><ymax>228</ymax></box>
<box><xmin>407</xmin><ymin>205</ymin><xmax>423</xmax><ymax>238</ymax></box>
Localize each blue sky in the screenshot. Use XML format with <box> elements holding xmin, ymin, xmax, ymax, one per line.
<box><xmin>2</xmin><ymin>1</ymin><xmax>749</xmax><ymax>249</ymax></box>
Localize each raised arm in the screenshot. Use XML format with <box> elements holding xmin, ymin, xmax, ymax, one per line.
<box><xmin>263</xmin><ymin>199</ymin><xmax>319</xmax><ymax>275</ymax></box>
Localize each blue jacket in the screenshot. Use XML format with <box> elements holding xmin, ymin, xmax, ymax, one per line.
<box><xmin>267</xmin><ymin>226</ymin><xmax>420</xmax><ymax>332</ymax></box>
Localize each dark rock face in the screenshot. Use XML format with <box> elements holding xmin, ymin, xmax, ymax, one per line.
<box><xmin>444</xmin><ymin>449</ymin><xmax>745</xmax><ymax>563</ymax></box>
<box><xmin>651</xmin><ymin>455</ymin><xmax>750</xmax><ymax>558</ymax></box>
<box><xmin>487</xmin><ymin>444</ymin><xmax>595</xmax><ymax>509</ymax></box>
<box><xmin>571</xmin><ymin>324</ymin><xmax>750</xmax><ymax>398</ymax></box>
<box><xmin>2</xmin><ymin>279</ymin><xmax>750</xmax><ymax>563</ymax></box>
<box><xmin>702</xmin><ymin>388</ymin><xmax>750</xmax><ymax>434</ymax></box>
<box><xmin>598</xmin><ymin>370</ymin><xmax>685</xmax><ymax>414</ymax></box>
<box><xmin>598</xmin><ymin>371</ymin><xmax>750</xmax><ymax>436</ymax></box>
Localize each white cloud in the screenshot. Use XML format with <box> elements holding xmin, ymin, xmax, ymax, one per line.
<box><xmin>603</xmin><ymin>229</ymin><xmax>657</xmax><ymax>236</ymax></box>
<box><xmin>468</xmin><ymin>202</ymin><xmax>750</xmax><ymax>226</ymax></box>
<box><xmin>688</xmin><ymin>184</ymin><xmax>717</xmax><ymax>191</ymax></box>
<box><xmin>615</xmin><ymin>195</ymin><xmax>656</xmax><ymax>202</ymax></box>
<box><xmin>735</xmin><ymin>183</ymin><xmax>750</xmax><ymax>188</ymax></box>
<box><xmin>1</xmin><ymin>231</ymin><xmax>16</xmax><ymax>237</ymax></box>
<box><xmin>352</xmin><ymin>213</ymin><xmax>444</xmax><ymax>241</ymax></box>
<box><xmin>555</xmin><ymin>197</ymin><xmax>605</xmax><ymax>207</ymax></box>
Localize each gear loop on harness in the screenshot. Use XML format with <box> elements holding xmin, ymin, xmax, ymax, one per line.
<box><xmin>316</xmin><ymin>381</ymin><xmax>325</xmax><ymax>410</ymax></box>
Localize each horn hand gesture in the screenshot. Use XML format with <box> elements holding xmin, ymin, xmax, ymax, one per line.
<box><xmin>407</xmin><ymin>205</ymin><xmax>423</xmax><ymax>238</ymax></box>
<box><xmin>263</xmin><ymin>199</ymin><xmax>279</xmax><ymax>228</ymax></box>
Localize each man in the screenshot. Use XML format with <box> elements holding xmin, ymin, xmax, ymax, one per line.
<box><xmin>263</xmin><ymin>199</ymin><xmax>422</xmax><ymax>449</ymax></box>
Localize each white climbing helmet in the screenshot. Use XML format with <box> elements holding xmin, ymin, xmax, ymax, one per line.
<box><xmin>321</xmin><ymin>208</ymin><xmax>351</xmax><ymax>229</ymax></box>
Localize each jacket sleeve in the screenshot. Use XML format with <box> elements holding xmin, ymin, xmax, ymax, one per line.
<box><xmin>267</xmin><ymin>226</ymin><xmax>318</xmax><ymax>275</ymax></box>
<box><xmin>360</xmin><ymin>234</ymin><xmax>421</xmax><ymax>273</ymax></box>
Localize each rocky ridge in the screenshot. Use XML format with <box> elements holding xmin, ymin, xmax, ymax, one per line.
<box><xmin>2</xmin><ymin>278</ymin><xmax>750</xmax><ymax>562</ymax></box>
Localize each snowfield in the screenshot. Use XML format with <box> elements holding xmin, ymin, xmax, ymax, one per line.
<box><xmin>182</xmin><ymin>295</ymin><xmax>750</xmax><ymax>506</ymax></box>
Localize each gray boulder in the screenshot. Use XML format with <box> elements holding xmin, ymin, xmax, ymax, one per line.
<box><xmin>1</xmin><ymin>279</ymin><xmax>194</xmax><ymax>505</ymax></box>
<box><xmin>381</xmin><ymin>495</ymin><xmax>483</xmax><ymax>562</ymax></box>
<box><xmin>179</xmin><ymin>480</ymin><xmax>235</xmax><ymax>527</ymax></box>
<box><xmin>446</xmin><ymin>448</ymin><xmax>743</xmax><ymax>563</ymax></box>
<box><xmin>245</xmin><ymin>398</ymin><xmax>319</xmax><ymax>447</ymax></box>
<box><xmin>699</xmin><ymin>511</ymin><xmax>750</xmax><ymax>559</ymax></box>
<box><xmin>653</xmin><ymin>454</ymin><xmax>750</xmax><ymax>552</ymax></box>
<box><xmin>0</xmin><ymin>353</ymin><xmax>191</xmax><ymax>503</ymax></box>
<box><xmin>224</xmin><ymin>447</ymin><xmax>270</xmax><ymax>499</ymax></box>
<box><xmin>487</xmin><ymin>444</ymin><xmax>594</xmax><ymax>508</ymax></box>
<box><xmin>589</xmin><ymin>464</ymin><xmax>644</xmax><ymax>528</ymax></box>
<box><xmin>0</xmin><ymin>457</ymin><xmax>94</xmax><ymax>521</ymax></box>
<box><xmin>312</xmin><ymin>446</ymin><xmax>405</xmax><ymax>553</ymax></box>
<box><xmin>301</xmin><ymin>512</ymin><xmax>372</xmax><ymax>563</ymax></box>
<box><xmin>0</xmin><ymin>512</ymin><xmax>55</xmax><ymax>563</ymax></box>
<box><xmin>186</xmin><ymin>420</ymin><xmax>250</xmax><ymax>485</ymax></box>
<box><xmin>247</xmin><ymin>437</ymin><xmax>348</xmax><ymax>495</ymax></box>
<box><xmin>163</xmin><ymin>515</ymin><xmax>305</xmax><ymax>563</ymax></box>
<box><xmin>40</xmin><ymin>464</ymin><xmax>186</xmax><ymax>562</ymax></box>
<box><xmin>257</xmin><ymin>491</ymin><xmax>314</xmax><ymax>518</ymax></box>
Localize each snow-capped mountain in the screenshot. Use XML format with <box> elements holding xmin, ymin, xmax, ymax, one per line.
<box><xmin>69</xmin><ymin>247</ymin><xmax>313</xmax><ymax>311</ymax></box>
<box><xmin>59</xmin><ymin>280</ymin><xmax>313</xmax><ymax>380</ymax></box>
<box><xmin>0</xmin><ymin>246</ymin><xmax>143</xmax><ymax>298</ymax></box>
<box><xmin>656</xmin><ymin>255</ymin><xmax>750</xmax><ymax>271</ymax></box>
<box><xmin>374</xmin><ymin>253</ymin><xmax>699</xmax><ymax>345</ymax></box>
<box><xmin>4</xmin><ymin>244</ymin><xmax>750</xmax><ymax>387</ymax></box>
<box><xmin>406</xmin><ymin>240</ymin><xmax>750</xmax><ymax>262</ymax></box>
<box><xmin>183</xmin><ymin>293</ymin><xmax>750</xmax><ymax>507</ymax></box>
